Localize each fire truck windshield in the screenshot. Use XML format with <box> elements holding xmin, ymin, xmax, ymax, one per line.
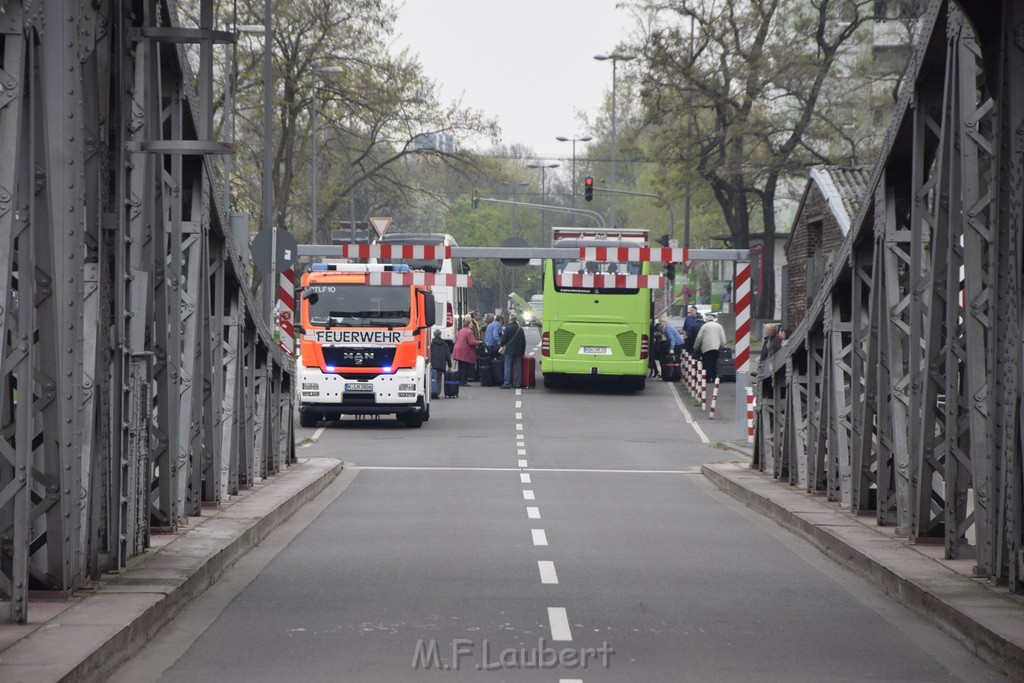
<box><xmin>307</xmin><ymin>284</ymin><xmax>411</xmax><ymax>328</ymax></box>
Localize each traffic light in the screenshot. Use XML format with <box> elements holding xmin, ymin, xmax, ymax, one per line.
<box><xmin>584</xmin><ymin>176</ymin><xmax>594</xmax><ymax>201</ymax></box>
<box><xmin>665</xmin><ymin>262</ymin><xmax>676</xmax><ymax>283</ymax></box>
<box><xmin>656</xmin><ymin>234</ymin><xmax>670</xmax><ymax>247</ymax></box>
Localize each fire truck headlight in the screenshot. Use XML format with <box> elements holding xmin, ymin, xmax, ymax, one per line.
<box><xmin>325</xmin><ymin>366</ymin><xmax>336</xmax><ymax>373</ymax></box>
<box><xmin>382</xmin><ymin>366</ymin><xmax>392</xmax><ymax>373</ymax></box>
<box><xmin>399</xmin><ymin>383</ymin><xmax>416</xmax><ymax>391</ymax></box>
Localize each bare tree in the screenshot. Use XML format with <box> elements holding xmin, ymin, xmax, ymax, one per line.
<box><xmin>635</xmin><ymin>0</ymin><xmax>900</xmax><ymax>317</ymax></box>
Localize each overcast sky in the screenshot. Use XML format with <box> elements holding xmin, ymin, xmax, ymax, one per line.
<box><xmin>393</xmin><ymin>0</ymin><xmax>637</xmax><ymax>160</ymax></box>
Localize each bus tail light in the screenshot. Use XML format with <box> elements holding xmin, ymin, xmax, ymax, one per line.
<box><xmin>640</xmin><ymin>334</ymin><xmax>649</xmax><ymax>360</ymax></box>
<box><xmin>446</xmin><ymin>303</ymin><xmax>453</xmax><ymax>326</ymax></box>
<box><xmin>541</xmin><ymin>332</ymin><xmax>550</xmax><ymax>357</ymax></box>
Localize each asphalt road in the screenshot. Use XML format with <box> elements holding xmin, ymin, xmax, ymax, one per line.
<box><xmin>112</xmin><ymin>328</ymin><xmax>1005</xmax><ymax>682</ymax></box>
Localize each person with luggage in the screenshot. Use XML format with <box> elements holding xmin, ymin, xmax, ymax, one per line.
<box><xmin>484</xmin><ymin>314</ymin><xmax>504</xmax><ymax>355</ymax></box>
<box><xmin>648</xmin><ymin>321</ymin><xmax>663</xmax><ymax>378</ymax></box>
<box><xmin>453</xmin><ymin>319</ymin><xmax>482</xmax><ymax>387</ymax></box>
<box><xmin>662</xmin><ymin>318</ymin><xmax>684</xmax><ymax>358</ymax></box>
<box><xmin>499</xmin><ymin>315</ymin><xmax>527</xmax><ymax>388</ymax></box>
<box><xmin>429</xmin><ymin>328</ymin><xmax>451</xmax><ymax>399</ymax></box>
<box><xmin>694</xmin><ymin>312</ymin><xmax>728</xmax><ymax>382</ymax></box>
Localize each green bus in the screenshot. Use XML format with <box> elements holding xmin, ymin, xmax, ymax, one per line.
<box><xmin>539</xmin><ymin>231</ymin><xmax>653</xmax><ymax>391</ymax></box>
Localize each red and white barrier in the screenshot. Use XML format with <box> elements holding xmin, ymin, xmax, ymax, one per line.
<box><xmin>734</xmin><ymin>263</ymin><xmax>751</xmax><ymax>374</ymax></box>
<box><xmin>555</xmin><ymin>273</ymin><xmax>664</xmax><ymax>290</ymax></box>
<box><xmin>336</xmin><ymin>243</ymin><xmax>451</xmax><ymax>260</ymax></box>
<box><xmin>579</xmin><ymin>246</ymin><xmax>688</xmax><ymax>263</ymax></box>
<box><xmin>367</xmin><ymin>272</ymin><xmax>473</xmax><ymax>288</ymax></box>
<box><xmin>747</xmin><ymin>394</ymin><xmax>756</xmax><ymax>442</ymax></box>
<box><xmin>709</xmin><ymin>377</ymin><xmax>720</xmax><ymax>418</ymax></box>
<box><xmin>700</xmin><ymin>365</ymin><xmax>707</xmax><ymax>412</ymax></box>
<box><xmin>277</xmin><ymin>266</ymin><xmax>295</xmax><ymax>357</ymax></box>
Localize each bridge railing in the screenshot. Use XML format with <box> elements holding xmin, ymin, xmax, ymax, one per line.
<box><xmin>754</xmin><ymin>0</ymin><xmax>1023</xmax><ymax>593</ymax></box>
<box><xmin>0</xmin><ymin>0</ymin><xmax>293</xmax><ymax>623</ymax></box>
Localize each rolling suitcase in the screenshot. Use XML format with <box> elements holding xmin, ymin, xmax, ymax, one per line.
<box><xmin>478</xmin><ymin>358</ymin><xmax>495</xmax><ymax>386</ymax></box>
<box><xmin>444</xmin><ymin>375</ymin><xmax>461</xmax><ymax>397</ymax></box>
<box><xmin>431</xmin><ymin>368</ymin><xmax>442</xmax><ymax>399</ymax></box>
<box><xmin>492</xmin><ymin>357</ymin><xmax>505</xmax><ymax>386</ymax></box>
<box><xmin>520</xmin><ymin>356</ymin><xmax>536</xmax><ymax>389</ymax></box>
<box><xmin>661</xmin><ymin>359</ymin><xmax>681</xmax><ymax>382</ymax></box>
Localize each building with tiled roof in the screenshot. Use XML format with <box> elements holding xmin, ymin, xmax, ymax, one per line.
<box><xmin>783</xmin><ymin>166</ymin><xmax>870</xmax><ymax>330</ymax></box>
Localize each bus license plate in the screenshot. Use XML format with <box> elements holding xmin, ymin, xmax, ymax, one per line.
<box><xmin>580</xmin><ymin>346</ymin><xmax>611</xmax><ymax>355</ymax></box>
<box><xmin>345</xmin><ymin>383</ymin><xmax>374</xmax><ymax>392</ymax></box>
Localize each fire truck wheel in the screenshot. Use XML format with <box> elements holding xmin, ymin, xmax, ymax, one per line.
<box><xmin>401</xmin><ymin>409</ymin><xmax>425</xmax><ymax>428</ymax></box>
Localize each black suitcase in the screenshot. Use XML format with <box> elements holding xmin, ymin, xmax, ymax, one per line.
<box><xmin>491</xmin><ymin>357</ymin><xmax>505</xmax><ymax>385</ymax></box>
<box><xmin>662</xmin><ymin>361</ymin><xmax>681</xmax><ymax>382</ymax></box>
<box><xmin>444</xmin><ymin>376</ymin><xmax>461</xmax><ymax>397</ymax></box>
<box><xmin>479</xmin><ymin>359</ymin><xmax>496</xmax><ymax>386</ymax></box>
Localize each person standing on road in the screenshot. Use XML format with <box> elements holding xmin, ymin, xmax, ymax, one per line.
<box><xmin>429</xmin><ymin>329</ymin><xmax>452</xmax><ymax>398</ymax></box>
<box><xmin>499</xmin><ymin>315</ymin><xmax>526</xmax><ymax>388</ymax></box>
<box><xmin>453</xmin><ymin>320</ymin><xmax>481</xmax><ymax>387</ymax></box>
<box><xmin>484</xmin><ymin>314</ymin><xmax>504</xmax><ymax>356</ymax></box>
<box><xmin>683</xmin><ymin>306</ymin><xmax>704</xmax><ymax>358</ymax></box>
<box><xmin>694</xmin><ymin>313</ymin><xmax>728</xmax><ymax>382</ymax></box>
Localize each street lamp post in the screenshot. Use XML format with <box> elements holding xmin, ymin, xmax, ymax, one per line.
<box><xmin>526</xmin><ymin>162</ymin><xmax>559</xmax><ymax>246</ymax></box>
<box><xmin>594</xmin><ymin>52</ymin><xmax>635</xmax><ymax>232</ymax></box>
<box><xmin>311</xmin><ymin>63</ymin><xmax>346</xmax><ymax>245</ymax></box>
<box><xmin>555</xmin><ymin>135</ymin><xmax>592</xmax><ymax>226</ymax></box>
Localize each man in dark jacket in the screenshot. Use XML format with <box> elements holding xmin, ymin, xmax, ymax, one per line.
<box><xmin>499</xmin><ymin>316</ymin><xmax>527</xmax><ymax>388</ymax></box>
<box><xmin>429</xmin><ymin>329</ymin><xmax>451</xmax><ymax>398</ymax></box>
<box><xmin>683</xmin><ymin>306</ymin><xmax>704</xmax><ymax>358</ymax></box>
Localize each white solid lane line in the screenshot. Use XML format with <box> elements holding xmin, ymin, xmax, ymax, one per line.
<box><xmin>518</xmin><ymin>459</ymin><xmax>528</xmax><ymax>468</ymax></box>
<box><xmin>523</xmin><ymin>490</ymin><xmax>535</xmax><ymax>500</ymax></box>
<box><xmin>670</xmin><ymin>382</ymin><xmax>710</xmax><ymax>444</ymax></box>
<box><xmin>354</xmin><ymin>465</ymin><xmax>702</xmax><ymax>474</ymax></box>
<box><xmin>312</xmin><ymin>426</ymin><xmax>326</xmax><ymax>441</ymax></box>
<box><xmin>527</xmin><ymin>506</ymin><xmax>540</xmax><ymax>519</ymax></box>
<box><xmin>520</xmin><ymin>473</ymin><xmax>532</xmax><ymax>484</ymax></box>
<box><xmin>547</xmin><ymin>607</ymin><xmax>573</xmax><ymax>641</ymax></box>
<box><xmin>538</xmin><ymin>561</ymin><xmax>558</xmax><ymax>584</ymax></box>
<box><xmin>532</xmin><ymin>529</ymin><xmax>548</xmax><ymax>546</ymax></box>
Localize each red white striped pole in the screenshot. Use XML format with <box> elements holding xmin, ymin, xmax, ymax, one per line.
<box><xmin>747</xmin><ymin>391</ymin><xmax>755</xmax><ymax>443</ymax></box>
<box><xmin>709</xmin><ymin>377</ymin><xmax>720</xmax><ymax>418</ymax></box>
<box><xmin>700</xmin><ymin>366</ymin><xmax>707</xmax><ymax>412</ymax></box>
<box><xmin>277</xmin><ymin>266</ymin><xmax>295</xmax><ymax>358</ymax></box>
<box><xmin>734</xmin><ymin>261</ymin><xmax>752</xmax><ymax>438</ymax></box>
<box><xmin>687</xmin><ymin>355</ymin><xmax>695</xmax><ymax>398</ymax></box>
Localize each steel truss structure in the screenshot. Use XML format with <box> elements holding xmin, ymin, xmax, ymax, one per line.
<box><xmin>755</xmin><ymin>0</ymin><xmax>1024</xmax><ymax>592</ymax></box>
<box><xmin>0</xmin><ymin>0</ymin><xmax>293</xmax><ymax>623</ymax></box>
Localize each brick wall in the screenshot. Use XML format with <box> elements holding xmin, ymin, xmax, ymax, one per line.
<box><xmin>785</xmin><ymin>183</ymin><xmax>847</xmax><ymax>332</ymax></box>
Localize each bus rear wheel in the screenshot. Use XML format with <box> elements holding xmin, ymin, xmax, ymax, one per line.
<box><xmin>543</xmin><ymin>373</ymin><xmax>558</xmax><ymax>388</ymax></box>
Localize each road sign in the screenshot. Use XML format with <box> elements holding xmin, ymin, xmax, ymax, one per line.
<box><xmin>251</xmin><ymin>228</ymin><xmax>297</xmax><ymax>274</ymax></box>
<box><xmin>369</xmin><ymin>216</ymin><xmax>393</xmax><ymax>238</ymax></box>
<box><xmin>499</xmin><ymin>237</ymin><xmax>530</xmax><ymax>268</ymax></box>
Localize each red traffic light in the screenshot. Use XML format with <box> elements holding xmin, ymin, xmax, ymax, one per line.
<box><xmin>584</xmin><ymin>176</ymin><xmax>594</xmax><ymax>201</ymax></box>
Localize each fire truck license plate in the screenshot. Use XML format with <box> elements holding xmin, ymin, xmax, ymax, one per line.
<box><xmin>345</xmin><ymin>383</ymin><xmax>374</xmax><ymax>392</ymax></box>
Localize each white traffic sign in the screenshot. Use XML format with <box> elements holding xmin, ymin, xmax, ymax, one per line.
<box><xmin>369</xmin><ymin>217</ymin><xmax>393</xmax><ymax>238</ymax></box>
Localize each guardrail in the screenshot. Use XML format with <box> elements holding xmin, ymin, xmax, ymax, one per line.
<box><xmin>754</xmin><ymin>0</ymin><xmax>1023</xmax><ymax>592</ymax></box>
<box><xmin>0</xmin><ymin>0</ymin><xmax>293</xmax><ymax>622</ymax></box>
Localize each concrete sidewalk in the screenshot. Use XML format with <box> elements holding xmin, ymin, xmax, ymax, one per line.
<box><xmin>0</xmin><ymin>457</ymin><xmax>343</xmax><ymax>683</ymax></box>
<box><xmin>702</xmin><ymin>462</ymin><xmax>1024</xmax><ymax>681</ymax></box>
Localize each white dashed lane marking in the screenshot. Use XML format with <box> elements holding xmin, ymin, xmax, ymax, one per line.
<box><xmin>538</xmin><ymin>561</ymin><xmax>558</xmax><ymax>584</ymax></box>
<box><xmin>532</xmin><ymin>529</ymin><xmax>548</xmax><ymax>546</ymax></box>
<box><xmin>520</xmin><ymin>473</ymin><xmax>531</xmax><ymax>484</ymax></box>
<box><xmin>527</xmin><ymin>507</ymin><xmax>540</xmax><ymax>519</ymax></box>
<box><xmin>523</xmin><ymin>490</ymin><xmax>535</xmax><ymax>500</ymax></box>
<box><xmin>547</xmin><ymin>607</ymin><xmax>572</xmax><ymax>641</ymax></box>
<box><xmin>518</xmin><ymin>459</ymin><xmax>528</xmax><ymax>468</ymax></box>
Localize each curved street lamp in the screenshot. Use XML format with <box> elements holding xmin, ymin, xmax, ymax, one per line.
<box><xmin>594</xmin><ymin>52</ymin><xmax>635</xmax><ymax>231</ymax></box>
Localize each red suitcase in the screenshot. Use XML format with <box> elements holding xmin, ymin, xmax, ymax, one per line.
<box><xmin>520</xmin><ymin>356</ymin><xmax>536</xmax><ymax>389</ymax></box>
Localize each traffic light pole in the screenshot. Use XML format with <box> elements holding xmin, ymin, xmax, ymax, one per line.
<box><xmin>478</xmin><ymin>197</ymin><xmax>606</xmax><ymax>229</ymax></box>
